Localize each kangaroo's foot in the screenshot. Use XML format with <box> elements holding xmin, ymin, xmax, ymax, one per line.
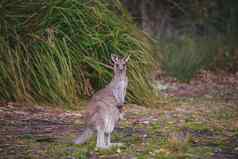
<box><xmin>96</xmin><ymin>144</ymin><xmax>110</xmax><ymax>149</ymax></box>
<box><xmin>108</xmin><ymin>142</ymin><xmax>124</xmax><ymax>147</ymax></box>
<box><xmin>96</xmin><ymin>130</ymin><xmax>109</xmax><ymax>149</ymax></box>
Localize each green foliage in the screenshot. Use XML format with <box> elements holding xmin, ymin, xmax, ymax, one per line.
<box><xmin>0</xmin><ymin>0</ymin><xmax>155</xmax><ymax>106</ymax></box>
<box><xmin>159</xmin><ymin>36</ymin><xmax>219</xmax><ymax>81</ymax></box>
<box><xmin>158</xmin><ymin>33</ymin><xmax>238</xmax><ymax>81</ymax></box>
<box><xmin>184</xmin><ymin>121</ymin><xmax>209</xmax><ymax>132</ymax></box>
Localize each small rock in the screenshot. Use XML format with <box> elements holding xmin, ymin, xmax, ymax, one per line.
<box><xmin>117</xmin><ymin>148</ymin><xmax>121</xmax><ymax>153</ymax></box>
<box><xmin>234</xmin><ymin>147</ymin><xmax>238</xmax><ymax>151</ymax></box>
<box><xmin>142</xmin><ymin>120</ymin><xmax>150</xmax><ymax>124</ymax></box>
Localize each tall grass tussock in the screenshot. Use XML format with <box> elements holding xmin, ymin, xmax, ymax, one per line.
<box><xmin>158</xmin><ymin>36</ymin><xmax>216</xmax><ymax>81</ymax></box>
<box><xmin>0</xmin><ymin>0</ymin><xmax>156</xmax><ymax>106</ymax></box>
<box><xmin>158</xmin><ymin>34</ymin><xmax>237</xmax><ymax>82</ymax></box>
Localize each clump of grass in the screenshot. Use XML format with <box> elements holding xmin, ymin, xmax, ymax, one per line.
<box><xmin>158</xmin><ymin>35</ymin><xmax>218</xmax><ymax>82</ymax></box>
<box><xmin>184</xmin><ymin>121</ymin><xmax>209</xmax><ymax>132</ymax></box>
<box><xmin>0</xmin><ymin>0</ymin><xmax>155</xmax><ymax>106</ymax></box>
<box><xmin>158</xmin><ymin>33</ymin><xmax>238</xmax><ymax>82</ymax></box>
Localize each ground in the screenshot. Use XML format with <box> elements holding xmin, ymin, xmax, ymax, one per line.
<box><xmin>0</xmin><ymin>71</ymin><xmax>238</xmax><ymax>159</ymax></box>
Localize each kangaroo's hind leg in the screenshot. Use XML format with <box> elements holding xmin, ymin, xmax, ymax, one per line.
<box><xmin>96</xmin><ymin>128</ymin><xmax>108</xmax><ymax>149</ymax></box>
<box><xmin>105</xmin><ymin>132</ymin><xmax>111</xmax><ymax>146</ymax></box>
<box><xmin>104</xmin><ymin>119</ymin><xmax>124</xmax><ymax>147</ymax></box>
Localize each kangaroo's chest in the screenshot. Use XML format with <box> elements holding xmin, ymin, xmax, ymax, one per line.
<box><xmin>115</xmin><ymin>80</ymin><xmax>128</xmax><ymax>92</ymax></box>
<box><xmin>112</xmin><ymin>79</ymin><xmax>128</xmax><ymax>102</ymax></box>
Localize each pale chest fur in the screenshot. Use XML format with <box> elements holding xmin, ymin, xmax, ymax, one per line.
<box><xmin>112</xmin><ymin>77</ymin><xmax>128</xmax><ymax>105</ymax></box>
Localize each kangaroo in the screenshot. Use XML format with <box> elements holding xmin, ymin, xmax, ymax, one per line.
<box><xmin>74</xmin><ymin>54</ymin><xmax>130</xmax><ymax>149</ymax></box>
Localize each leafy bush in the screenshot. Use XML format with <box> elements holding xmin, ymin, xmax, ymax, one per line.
<box><xmin>0</xmin><ymin>0</ymin><xmax>155</xmax><ymax>106</ymax></box>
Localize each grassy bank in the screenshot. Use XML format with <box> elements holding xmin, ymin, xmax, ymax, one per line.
<box><xmin>0</xmin><ymin>0</ymin><xmax>156</xmax><ymax>106</ymax></box>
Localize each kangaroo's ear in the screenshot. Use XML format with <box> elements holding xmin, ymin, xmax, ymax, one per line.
<box><xmin>111</xmin><ymin>54</ymin><xmax>118</xmax><ymax>63</ymax></box>
<box><xmin>124</xmin><ymin>55</ymin><xmax>130</xmax><ymax>63</ymax></box>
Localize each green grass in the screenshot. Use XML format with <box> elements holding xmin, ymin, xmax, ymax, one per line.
<box><xmin>158</xmin><ymin>35</ymin><xmax>219</xmax><ymax>82</ymax></box>
<box><xmin>158</xmin><ymin>34</ymin><xmax>238</xmax><ymax>82</ymax></box>
<box><xmin>184</xmin><ymin>121</ymin><xmax>210</xmax><ymax>132</ymax></box>
<box><xmin>0</xmin><ymin>0</ymin><xmax>156</xmax><ymax>106</ymax></box>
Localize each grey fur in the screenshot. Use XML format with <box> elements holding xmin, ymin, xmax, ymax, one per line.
<box><xmin>74</xmin><ymin>128</ymin><xmax>93</xmax><ymax>144</ymax></box>
<box><xmin>74</xmin><ymin>54</ymin><xmax>129</xmax><ymax>149</ymax></box>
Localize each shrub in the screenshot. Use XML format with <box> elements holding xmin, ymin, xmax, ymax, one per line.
<box><xmin>0</xmin><ymin>0</ymin><xmax>155</xmax><ymax>106</ymax></box>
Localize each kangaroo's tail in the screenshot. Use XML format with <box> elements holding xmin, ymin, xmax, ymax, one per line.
<box><xmin>74</xmin><ymin>128</ymin><xmax>94</xmax><ymax>144</ymax></box>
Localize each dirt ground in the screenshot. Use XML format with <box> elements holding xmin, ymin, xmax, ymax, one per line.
<box><xmin>0</xmin><ymin>71</ymin><xmax>238</xmax><ymax>159</ymax></box>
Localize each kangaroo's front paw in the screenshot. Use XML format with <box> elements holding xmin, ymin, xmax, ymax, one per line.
<box><xmin>119</xmin><ymin>112</ymin><xmax>124</xmax><ymax>120</ymax></box>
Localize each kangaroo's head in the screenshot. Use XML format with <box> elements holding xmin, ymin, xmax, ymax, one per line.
<box><xmin>111</xmin><ymin>54</ymin><xmax>130</xmax><ymax>76</ymax></box>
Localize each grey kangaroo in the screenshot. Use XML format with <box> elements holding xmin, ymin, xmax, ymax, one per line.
<box><xmin>74</xmin><ymin>54</ymin><xmax>129</xmax><ymax>149</ymax></box>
